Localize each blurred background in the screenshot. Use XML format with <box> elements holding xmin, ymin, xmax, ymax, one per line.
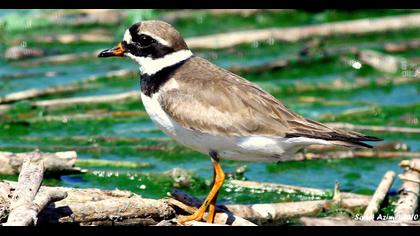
<box><xmin>0</xmin><ymin>9</ymin><xmax>419</xmax><ymax>208</ymax></box>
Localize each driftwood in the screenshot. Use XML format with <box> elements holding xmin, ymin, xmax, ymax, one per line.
<box><xmin>228</xmin><ymin>179</ymin><xmax>369</xmax><ymax>200</ymax></box>
<box><xmin>358</xmin><ymin>49</ymin><xmax>403</xmax><ymax>73</ymax></box>
<box><xmin>0</xmin><ymin>69</ymin><xmax>134</xmax><ymax>105</ymax></box>
<box><xmin>4</xmin><ymin>46</ymin><xmax>45</xmax><ymax>60</ymax></box>
<box><xmin>0</xmin><ymin>71</ymin><xmax>63</xmax><ymax>80</ymax></box>
<box><xmin>384</xmin><ymin>40</ymin><xmax>420</xmax><ymax>53</ymax></box>
<box><xmin>326</xmin><ymin>123</ymin><xmax>420</xmax><ymax>134</ymax></box>
<box><xmin>33</xmin><ymin>91</ymin><xmax>139</xmax><ymax>108</ymax></box>
<box><xmin>50</xmin><ymin>10</ymin><xmax>125</xmax><ymax>26</ymax></box>
<box><xmin>185</xmin><ymin>13</ymin><xmax>420</xmax><ymax>49</ymax></box>
<box><xmin>3</xmin><ymin>153</ymin><xmax>45</xmax><ymax>226</ymax></box>
<box><xmin>31</xmin><ymin>33</ymin><xmax>113</xmax><ymax>44</ymax></box>
<box><xmin>3</xmin><ymin>181</ymin><xmax>176</xmax><ymax>226</ymax></box>
<box><xmin>16</xmin><ymin>52</ymin><xmax>98</xmax><ymax>67</ymax></box>
<box><xmin>400</xmin><ymin>159</ymin><xmax>420</xmax><ymax>173</ymax></box>
<box><xmin>161</xmin><ymin>9</ymin><xmax>290</xmax><ymax>23</ymax></box>
<box><xmin>362</xmin><ymin>171</ymin><xmax>396</xmax><ymax>220</ymax></box>
<box><xmin>300</xmin><ymin>216</ymin><xmax>420</xmax><ymax>226</ymax></box>
<box><xmin>0</xmin><ymin>83</ymin><xmax>95</xmax><ymax>104</ymax></box>
<box><xmin>0</xmin><ymin>182</ymin><xmax>11</xmax><ymax>221</ymax></box>
<box><xmin>169</xmin><ymin>189</ymin><xmax>257</xmax><ymax>226</ymax></box>
<box><xmin>170</xmin><ymin>188</ymin><xmax>369</xmax><ymax>225</ymax></box>
<box><xmin>0</xmin><ymin>151</ymin><xmax>81</xmax><ymax>176</ymax></box>
<box><xmin>28</xmin><ymin>111</ymin><xmax>148</xmax><ymax>123</ymax></box>
<box><xmin>394</xmin><ymin>159</ymin><xmax>420</xmax><ymax>222</ymax></box>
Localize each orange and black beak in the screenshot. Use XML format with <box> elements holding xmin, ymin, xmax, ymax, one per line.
<box><xmin>98</xmin><ymin>42</ymin><xmax>126</xmax><ymax>58</ymax></box>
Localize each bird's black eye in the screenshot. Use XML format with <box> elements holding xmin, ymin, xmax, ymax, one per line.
<box><xmin>135</xmin><ymin>34</ymin><xmax>155</xmax><ymax>47</ymax></box>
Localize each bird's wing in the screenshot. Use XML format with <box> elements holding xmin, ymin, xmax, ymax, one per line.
<box><xmin>158</xmin><ymin>57</ymin><xmax>381</xmax><ymax>146</ymax></box>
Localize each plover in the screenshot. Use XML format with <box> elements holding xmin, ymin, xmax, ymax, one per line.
<box><xmin>98</xmin><ymin>20</ymin><xmax>382</xmax><ymax>223</ymax></box>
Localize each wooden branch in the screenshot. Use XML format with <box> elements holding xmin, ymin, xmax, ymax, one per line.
<box><xmin>33</xmin><ymin>91</ymin><xmax>139</xmax><ymax>108</ymax></box>
<box><xmin>169</xmin><ymin>189</ymin><xmax>257</xmax><ymax>226</ymax></box>
<box><xmin>3</xmin><ymin>152</ymin><xmax>44</xmax><ymax>226</ymax></box>
<box><xmin>0</xmin><ymin>182</ymin><xmax>11</xmax><ymax>221</ymax></box>
<box><xmin>358</xmin><ymin>49</ymin><xmax>403</xmax><ymax>73</ymax></box>
<box><xmin>186</xmin><ymin>13</ymin><xmax>420</xmax><ymax>49</ymax></box>
<box><xmin>300</xmin><ymin>216</ymin><xmax>420</xmax><ymax>226</ymax></box>
<box><xmin>2</xmin><ymin>181</ymin><xmax>175</xmax><ymax>226</ymax></box>
<box><xmin>170</xmin><ymin>188</ymin><xmax>369</xmax><ymax>225</ymax></box>
<box><xmin>31</xmin><ymin>33</ymin><xmax>113</xmax><ymax>44</ymax></box>
<box><xmin>229</xmin><ymin>179</ymin><xmax>369</xmax><ymax>200</ymax></box>
<box><xmin>362</xmin><ymin>171</ymin><xmax>396</xmax><ymax>220</ymax></box>
<box><xmin>394</xmin><ymin>159</ymin><xmax>420</xmax><ymax>222</ymax></box>
<box><xmin>225</xmin><ymin>197</ymin><xmax>370</xmax><ymax>225</ymax></box>
<box><xmin>400</xmin><ymin>159</ymin><xmax>420</xmax><ymax>173</ymax></box>
<box><xmin>0</xmin><ymin>151</ymin><xmax>81</xmax><ymax>176</ymax></box>
<box><xmin>16</xmin><ymin>52</ymin><xmax>98</xmax><ymax>67</ymax></box>
<box><xmin>326</xmin><ymin>122</ymin><xmax>420</xmax><ymax>134</ymax></box>
<box><xmin>161</xmin><ymin>9</ymin><xmax>290</xmax><ymax>23</ymax></box>
<box><xmin>0</xmin><ymin>69</ymin><xmax>134</xmax><ymax>105</ymax></box>
<box><xmin>37</xmin><ymin>196</ymin><xmax>175</xmax><ymax>226</ymax></box>
<box><xmin>384</xmin><ymin>40</ymin><xmax>420</xmax><ymax>53</ymax></box>
<box><xmin>0</xmin><ymin>84</ymin><xmax>95</xmax><ymax>104</ymax></box>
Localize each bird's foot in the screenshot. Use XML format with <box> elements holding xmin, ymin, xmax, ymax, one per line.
<box><xmin>178</xmin><ymin>210</ymin><xmax>206</xmax><ymax>224</ymax></box>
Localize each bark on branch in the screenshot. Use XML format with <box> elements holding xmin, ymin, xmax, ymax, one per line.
<box><xmin>362</xmin><ymin>171</ymin><xmax>396</xmax><ymax>220</ymax></box>
<box><xmin>394</xmin><ymin>159</ymin><xmax>420</xmax><ymax>222</ymax></box>
<box><xmin>0</xmin><ymin>151</ymin><xmax>81</xmax><ymax>176</ymax></box>
<box><xmin>3</xmin><ymin>153</ymin><xmax>45</xmax><ymax>226</ymax></box>
<box><xmin>4</xmin><ymin>181</ymin><xmax>175</xmax><ymax>226</ymax></box>
<box><xmin>186</xmin><ymin>13</ymin><xmax>420</xmax><ymax>49</ymax></box>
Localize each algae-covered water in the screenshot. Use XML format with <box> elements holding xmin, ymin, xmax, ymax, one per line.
<box><xmin>0</xmin><ymin>9</ymin><xmax>419</xmax><ymax>205</ymax></box>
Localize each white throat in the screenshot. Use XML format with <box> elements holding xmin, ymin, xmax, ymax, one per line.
<box><xmin>127</xmin><ymin>49</ymin><xmax>193</xmax><ymax>76</ymax></box>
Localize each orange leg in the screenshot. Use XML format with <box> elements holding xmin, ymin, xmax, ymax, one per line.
<box><xmin>178</xmin><ymin>152</ymin><xmax>225</xmax><ymax>224</ymax></box>
<box><xmin>206</xmin><ymin>168</ymin><xmax>219</xmax><ymax>223</ymax></box>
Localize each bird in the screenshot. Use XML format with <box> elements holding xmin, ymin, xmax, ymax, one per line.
<box><xmin>98</xmin><ymin>20</ymin><xmax>382</xmax><ymax>224</ymax></box>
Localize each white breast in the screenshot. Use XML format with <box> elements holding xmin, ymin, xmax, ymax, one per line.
<box><xmin>141</xmin><ymin>91</ymin><xmax>333</xmax><ymax>162</ymax></box>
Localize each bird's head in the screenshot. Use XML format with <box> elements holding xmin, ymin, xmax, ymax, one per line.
<box><xmin>98</xmin><ymin>20</ymin><xmax>193</xmax><ymax>75</ymax></box>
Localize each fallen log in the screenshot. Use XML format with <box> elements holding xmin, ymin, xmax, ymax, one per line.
<box><xmin>0</xmin><ymin>83</ymin><xmax>96</xmax><ymax>104</ymax></box>
<box><xmin>3</xmin><ymin>153</ymin><xmax>45</xmax><ymax>226</ymax></box>
<box><xmin>171</xmin><ymin>188</ymin><xmax>369</xmax><ymax>225</ymax></box>
<box><xmin>31</xmin><ymin>33</ymin><xmax>113</xmax><ymax>44</ymax></box>
<box><xmin>0</xmin><ymin>151</ymin><xmax>81</xmax><ymax>176</ymax></box>
<box><xmin>33</xmin><ymin>91</ymin><xmax>139</xmax><ymax>108</ymax></box>
<box><xmin>358</xmin><ymin>49</ymin><xmax>404</xmax><ymax>73</ymax></box>
<box><xmin>0</xmin><ymin>71</ymin><xmax>63</xmax><ymax>80</ymax></box>
<box><xmin>161</xmin><ymin>9</ymin><xmax>290</xmax><ymax>23</ymax></box>
<box><xmin>3</xmin><ymin>181</ymin><xmax>176</xmax><ymax>226</ymax></box>
<box><xmin>186</xmin><ymin>13</ymin><xmax>420</xmax><ymax>49</ymax></box>
<box><xmin>4</xmin><ymin>46</ymin><xmax>45</xmax><ymax>60</ymax></box>
<box><xmin>228</xmin><ymin>179</ymin><xmax>369</xmax><ymax>200</ymax></box>
<box><xmin>394</xmin><ymin>159</ymin><xmax>420</xmax><ymax>222</ymax></box>
<box><xmin>38</xmin><ymin>195</ymin><xmax>175</xmax><ymax>226</ymax></box>
<box><xmin>300</xmin><ymin>216</ymin><xmax>420</xmax><ymax>226</ymax></box>
<box><xmin>384</xmin><ymin>40</ymin><xmax>420</xmax><ymax>53</ymax></box>
<box><xmin>16</xmin><ymin>51</ymin><xmax>98</xmax><ymax>67</ymax></box>
<box><xmin>0</xmin><ymin>69</ymin><xmax>134</xmax><ymax>105</ymax></box>
<box><xmin>0</xmin><ymin>182</ymin><xmax>11</xmax><ymax>221</ymax></box>
<box><xmin>400</xmin><ymin>159</ymin><xmax>420</xmax><ymax>173</ymax></box>
<box><xmin>362</xmin><ymin>171</ymin><xmax>396</xmax><ymax>220</ymax></box>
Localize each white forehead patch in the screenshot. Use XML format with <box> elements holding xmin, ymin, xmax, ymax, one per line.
<box><xmin>123</xmin><ymin>29</ymin><xmax>132</xmax><ymax>43</ymax></box>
